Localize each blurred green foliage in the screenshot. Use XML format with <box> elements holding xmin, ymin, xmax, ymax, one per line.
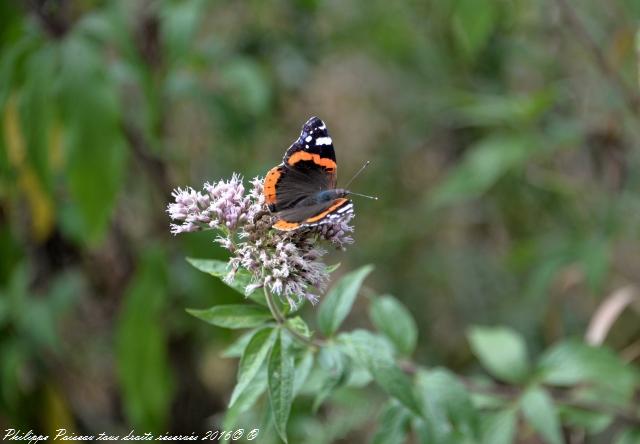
<box><xmin>1</xmin><ymin>0</ymin><xmax>640</xmax><ymax>442</ymax></box>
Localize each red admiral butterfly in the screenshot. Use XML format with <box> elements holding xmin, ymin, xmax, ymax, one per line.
<box><xmin>264</xmin><ymin>117</ymin><xmax>356</xmax><ymax>231</ymax></box>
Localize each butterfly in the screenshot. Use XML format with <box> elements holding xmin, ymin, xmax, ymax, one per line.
<box><xmin>263</xmin><ymin>117</ymin><xmax>354</xmax><ymax>231</ymax></box>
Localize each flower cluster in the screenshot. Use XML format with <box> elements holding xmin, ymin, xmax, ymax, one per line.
<box><xmin>167</xmin><ymin>173</ymin><xmax>250</xmax><ymax>234</ymax></box>
<box><xmin>167</xmin><ymin>175</ymin><xmax>354</xmax><ymax>308</ymax></box>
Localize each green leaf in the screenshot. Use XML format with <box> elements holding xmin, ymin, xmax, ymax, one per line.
<box><xmin>268</xmin><ymin>330</ymin><xmax>295</xmax><ymax>444</ymax></box>
<box><xmin>186</xmin><ymin>304</ymin><xmax>272</xmax><ymax>329</ymax></box>
<box><xmin>340</xmin><ymin>330</ymin><xmax>422</xmax><ymax>416</ymax></box>
<box><xmin>221</xmin><ymin>330</ymin><xmax>256</xmax><ymax>358</ymax></box>
<box><xmin>520</xmin><ymin>387</ymin><xmax>562</xmax><ymax>444</ymax></box>
<box><xmin>317</xmin><ymin>265</ymin><xmax>374</xmax><ymax>337</ymax></box>
<box><xmin>293</xmin><ymin>350</ymin><xmax>314</xmax><ymax>397</ymax></box>
<box><xmin>431</xmin><ymin>135</ymin><xmax>537</xmax><ymax>206</ymax></box>
<box><xmin>229</xmin><ymin>327</ymin><xmax>276</xmax><ymax>407</ymax></box>
<box><xmin>369</xmin><ymin>295</ymin><xmax>418</xmax><ymax>356</ymax></box>
<box><xmin>58</xmin><ymin>35</ymin><xmax>127</xmax><ymax>243</ymax></box>
<box><xmin>0</xmin><ymin>341</ymin><xmax>25</xmax><ymax>409</ymax></box>
<box><xmin>452</xmin><ymin>0</ymin><xmax>496</xmax><ymax>61</ymax></box>
<box><xmin>20</xmin><ymin>45</ymin><xmax>56</xmax><ymax>192</ymax></box>
<box><xmin>224</xmin><ymin>365</ymin><xmax>268</xmax><ymax>429</ymax></box>
<box><xmin>538</xmin><ymin>340</ymin><xmax>638</xmax><ymax>386</ymax></box>
<box><xmin>615</xmin><ymin>429</ymin><xmax>640</xmax><ymax>444</ymax></box>
<box><xmin>468</xmin><ymin>326</ymin><xmax>530</xmax><ymax>384</ymax></box>
<box><xmin>538</xmin><ymin>340</ymin><xmax>639</xmax><ymax>405</ymax></box>
<box><xmin>220</xmin><ymin>58</ymin><xmax>271</xmax><ymax>116</ymax></box>
<box><xmin>416</xmin><ymin>368</ymin><xmax>479</xmax><ymax>442</ymax></box>
<box><xmin>313</xmin><ymin>345</ymin><xmax>351</xmax><ymax>411</ymax></box>
<box><xmin>558</xmin><ymin>405</ymin><xmax>612</xmax><ymax>435</ymax></box>
<box><xmin>371</xmin><ymin>400</ymin><xmax>411</xmax><ymax>444</ymax></box>
<box><xmin>186</xmin><ymin>258</ymin><xmax>267</xmax><ymax>306</ymax></box>
<box><xmin>186</xmin><ymin>257</ymin><xmax>228</xmax><ymax>276</ymax></box>
<box><xmin>454</xmin><ymin>91</ymin><xmax>555</xmax><ymax>127</ymax></box>
<box><xmin>480</xmin><ymin>409</ymin><xmax>517</xmax><ymax>444</ymax></box>
<box><xmin>371</xmin><ymin>362</ymin><xmax>422</xmax><ymax>418</ymax></box>
<box><xmin>115</xmin><ymin>248</ymin><xmax>174</xmax><ymax>432</ymax></box>
<box><xmin>162</xmin><ymin>0</ymin><xmax>205</xmax><ymax>63</ymax></box>
<box><xmin>286</xmin><ymin>316</ymin><xmax>311</xmax><ymax>339</ymax></box>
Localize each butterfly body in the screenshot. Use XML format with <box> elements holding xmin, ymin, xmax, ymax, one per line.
<box><xmin>264</xmin><ymin>117</ymin><xmax>354</xmax><ymax>231</ymax></box>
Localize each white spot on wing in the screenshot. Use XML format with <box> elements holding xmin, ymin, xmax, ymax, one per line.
<box><xmin>315</xmin><ymin>137</ymin><xmax>332</xmax><ymax>146</ymax></box>
<box><xmin>305</xmin><ymin>135</ymin><xmax>312</xmax><ymax>142</ymax></box>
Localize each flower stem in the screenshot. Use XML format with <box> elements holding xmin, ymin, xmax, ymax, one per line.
<box><xmin>264</xmin><ymin>287</ymin><xmax>326</xmax><ymax>349</ymax></box>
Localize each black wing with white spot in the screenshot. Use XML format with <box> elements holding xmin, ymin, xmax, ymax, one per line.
<box><xmin>283</xmin><ymin>116</ymin><xmax>336</xmax><ymax>164</ymax></box>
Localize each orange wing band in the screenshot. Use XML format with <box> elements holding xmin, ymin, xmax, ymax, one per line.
<box><xmin>304</xmin><ymin>198</ymin><xmax>349</xmax><ymax>223</ymax></box>
<box><xmin>263</xmin><ymin>166</ymin><xmax>282</xmax><ymax>206</ymax></box>
<box><xmin>287</xmin><ymin>151</ymin><xmax>336</xmax><ymax>172</ymax></box>
<box><xmin>273</xmin><ymin>220</ymin><xmax>301</xmax><ymax>231</ymax></box>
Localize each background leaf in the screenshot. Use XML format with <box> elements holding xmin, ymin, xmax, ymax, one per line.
<box><xmin>340</xmin><ymin>330</ymin><xmax>422</xmax><ymax>416</ymax></box>
<box><xmin>58</xmin><ymin>35</ymin><xmax>127</xmax><ymax>243</ymax></box>
<box><xmin>431</xmin><ymin>135</ymin><xmax>538</xmax><ymax>206</ymax></box>
<box><xmin>116</xmin><ymin>248</ymin><xmax>174</xmax><ymax>432</ymax></box>
<box><xmin>369</xmin><ymin>294</ymin><xmax>418</xmax><ymax>356</ymax></box>
<box><xmin>520</xmin><ymin>387</ymin><xmax>563</xmax><ymax>444</ymax></box>
<box><xmin>480</xmin><ymin>409</ymin><xmax>517</xmax><ymax>444</ymax></box>
<box><xmin>416</xmin><ymin>368</ymin><xmax>479</xmax><ymax>442</ymax></box>
<box><xmin>317</xmin><ymin>265</ymin><xmax>374</xmax><ymax>337</ymax></box>
<box><xmin>537</xmin><ymin>340</ymin><xmax>639</xmax><ymax>405</ymax></box>
<box><xmin>468</xmin><ymin>326</ymin><xmax>530</xmax><ymax>384</ymax></box>
<box><xmin>371</xmin><ymin>400</ymin><xmax>411</xmax><ymax>444</ymax></box>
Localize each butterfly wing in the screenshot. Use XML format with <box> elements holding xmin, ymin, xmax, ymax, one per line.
<box><xmin>264</xmin><ymin>116</ymin><xmax>338</xmax><ymax>212</ymax></box>
<box><xmin>283</xmin><ymin>116</ymin><xmax>337</xmax><ymax>171</ymax></box>
<box><xmin>273</xmin><ymin>198</ymin><xmax>353</xmax><ymax>231</ymax></box>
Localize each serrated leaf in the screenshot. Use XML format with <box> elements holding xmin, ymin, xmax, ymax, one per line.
<box><xmin>317</xmin><ymin>265</ymin><xmax>374</xmax><ymax>337</ymax></box>
<box><xmin>268</xmin><ymin>330</ymin><xmax>294</xmax><ymax>444</ymax></box>
<box><xmin>186</xmin><ymin>305</ymin><xmax>272</xmax><ymax>329</ymax></box>
<box><xmin>369</xmin><ymin>295</ymin><xmax>418</xmax><ymax>356</ymax></box>
<box><xmin>481</xmin><ymin>409</ymin><xmax>517</xmax><ymax>444</ymax></box>
<box><xmin>229</xmin><ymin>327</ymin><xmax>276</xmax><ymax>407</ymax></box>
<box><xmin>520</xmin><ymin>387</ymin><xmax>562</xmax><ymax>444</ymax></box>
<box><xmin>340</xmin><ymin>330</ymin><xmax>422</xmax><ymax>416</ymax></box>
<box><xmin>468</xmin><ymin>326</ymin><xmax>529</xmax><ymax>384</ymax></box>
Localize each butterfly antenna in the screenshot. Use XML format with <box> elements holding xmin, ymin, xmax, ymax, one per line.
<box><xmin>345</xmin><ymin>160</ymin><xmax>371</xmax><ymax>189</ymax></box>
<box><xmin>349</xmin><ymin>191</ymin><xmax>379</xmax><ymax>200</ymax></box>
